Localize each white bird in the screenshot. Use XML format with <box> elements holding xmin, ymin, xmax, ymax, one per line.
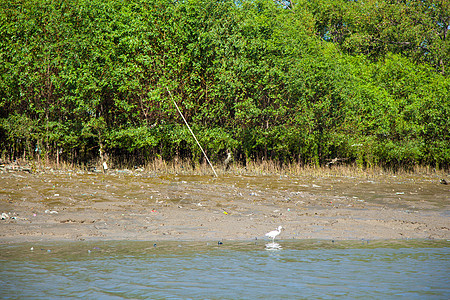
<box><xmin>265</xmin><ymin>226</ymin><xmax>283</xmax><ymax>242</ymax></box>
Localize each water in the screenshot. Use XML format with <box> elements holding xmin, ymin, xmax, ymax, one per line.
<box><xmin>1</xmin><ymin>240</ymin><xmax>449</xmax><ymax>299</ymax></box>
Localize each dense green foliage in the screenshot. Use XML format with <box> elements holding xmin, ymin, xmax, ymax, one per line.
<box><xmin>1</xmin><ymin>0</ymin><xmax>449</xmax><ymax>169</ymax></box>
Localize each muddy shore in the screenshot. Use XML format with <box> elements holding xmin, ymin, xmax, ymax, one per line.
<box><xmin>1</xmin><ymin>168</ymin><xmax>449</xmax><ymax>243</ymax></box>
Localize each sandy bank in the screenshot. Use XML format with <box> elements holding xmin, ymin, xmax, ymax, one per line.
<box><xmin>1</xmin><ymin>169</ymin><xmax>449</xmax><ymax>243</ymax></box>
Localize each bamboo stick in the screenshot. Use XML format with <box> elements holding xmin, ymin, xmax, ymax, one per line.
<box><xmin>166</xmin><ymin>88</ymin><xmax>218</xmax><ymax>177</ymax></box>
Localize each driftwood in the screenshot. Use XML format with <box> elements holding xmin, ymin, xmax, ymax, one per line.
<box><xmin>0</xmin><ymin>160</ymin><xmax>32</xmax><ymax>173</ymax></box>
<box><xmin>224</xmin><ymin>150</ymin><xmax>233</xmax><ymax>171</ymax></box>
<box><xmin>325</xmin><ymin>158</ymin><xmax>349</xmax><ymax>168</ymax></box>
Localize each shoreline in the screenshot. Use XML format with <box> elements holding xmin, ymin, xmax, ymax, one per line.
<box><xmin>1</xmin><ymin>168</ymin><xmax>449</xmax><ymax>244</ymax></box>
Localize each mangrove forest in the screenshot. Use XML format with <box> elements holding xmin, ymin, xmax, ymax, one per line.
<box><xmin>1</xmin><ymin>0</ymin><xmax>449</xmax><ymax>170</ymax></box>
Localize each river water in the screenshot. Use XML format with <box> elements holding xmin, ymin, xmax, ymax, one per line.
<box><xmin>1</xmin><ymin>240</ymin><xmax>448</xmax><ymax>299</ymax></box>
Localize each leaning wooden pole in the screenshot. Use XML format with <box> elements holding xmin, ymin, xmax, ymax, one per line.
<box><xmin>167</xmin><ymin>88</ymin><xmax>218</xmax><ymax>177</ymax></box>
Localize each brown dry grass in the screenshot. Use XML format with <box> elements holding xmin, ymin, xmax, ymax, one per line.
<box><xmin>4</xmin><ymin>156</ymin><xmax>447</xmax><ymax>180</ymax></box>
<box><xmin>139</xmin><ymin>157</ymin><xmax>447</xmax><ymax>181</ymax></box>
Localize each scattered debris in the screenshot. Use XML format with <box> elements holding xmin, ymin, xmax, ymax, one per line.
<box><xmin>0</xmin><ymin>161</ymin><xmax>32</xmax><ymax>173</ymax></box>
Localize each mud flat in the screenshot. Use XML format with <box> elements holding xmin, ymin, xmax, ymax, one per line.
<box><xmin>0</xmin><ymin>168</ymin><xmax>449</xmax><ymax>243</ymax></box>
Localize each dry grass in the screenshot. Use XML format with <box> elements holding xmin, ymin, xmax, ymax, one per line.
<box><xmin>139</xmin><ymin>157</ymin><xmax>448</xmax><ymax>181</ymax></box>
<box><xmin>4</xmin><ymin>156</ymin><xmax>448</xmax><ymax>180</ymax></box>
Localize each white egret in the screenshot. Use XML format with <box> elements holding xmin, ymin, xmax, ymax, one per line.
<box><xmin>265</xmin><ymin>226</ymin><xmax>283</xmax><ymax>242</ymax></box>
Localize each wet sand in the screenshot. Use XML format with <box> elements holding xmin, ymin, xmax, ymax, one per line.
<box><xmin>1</xmin><ymin>169</ymin><xmax>449</xmax><ymax>243</ymax></box>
